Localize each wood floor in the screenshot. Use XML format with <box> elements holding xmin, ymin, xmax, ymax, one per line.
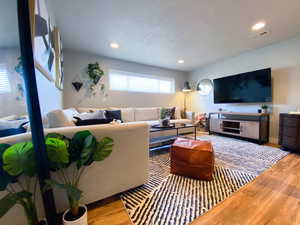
<box><xmin>87</xmin><ymin>196</ymin><xmax>132</xmax><ymax>225</ymax></box>
<box><xmin>87</xmin><ymin>146</ymin><xmax>300</xmax><ymax>225</ymax></box>
<box><xmin>190</xmin><ymin>153</ymin><xmax>300</xmax><ymax>225</ymax></box>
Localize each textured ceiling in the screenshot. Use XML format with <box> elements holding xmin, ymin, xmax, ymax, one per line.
<box><xmin>50</xmin><ymin>0</ymin><xmax>300</xmax><ymax>71</ymax></box>
<box><xmin>0</xmin><ymin>1</ymin><xmax>19</xmax><ymax>48</ymax></box>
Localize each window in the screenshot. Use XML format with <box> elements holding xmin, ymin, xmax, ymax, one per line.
<box><xmin>109</xmin><ymin>70</ymin><xmax>175</xmax><ymax>94</ymax></box>
<box><xmin>0</xmin><ymin>64</ymin><xmax>11</xmax><ymax>94</ymax></box>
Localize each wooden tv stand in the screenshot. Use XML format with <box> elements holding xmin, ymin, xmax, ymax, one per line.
<box><xmin>208</xmin><ymin>112</ymin><xmax>270</xmax><ymax>144</ymax></box>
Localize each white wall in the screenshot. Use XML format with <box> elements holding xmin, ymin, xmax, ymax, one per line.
<box><xmin>63</xmin><ymin>50</ymin><xmax>188</xmax><ymax>109</ymax></box>
<box><xmin>36</xmin><ymin>69</ymin><xmax>62</xmax><ymax>117</ymax></box>
<box><xmin>189</xmin><ymin>36</ymin><xmax>300</xmax><ymax>143</ymax></box>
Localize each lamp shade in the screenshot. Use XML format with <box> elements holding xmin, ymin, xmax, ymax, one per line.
<box><xmin>182</xmin><ymin>81</ymin><xmax>192</xmax><ymax>92</ymax></box>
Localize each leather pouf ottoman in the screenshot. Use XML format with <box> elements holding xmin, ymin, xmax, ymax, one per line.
<box><xmin>170</xmin><ymin>138</ymin><xmax>214</xmax><ymax>180</ymax></box>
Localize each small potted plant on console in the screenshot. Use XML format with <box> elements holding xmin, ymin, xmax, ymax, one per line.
<box><xmin>261</xmin><ymin>104</ymin><xmax>269</xmax><ymax>114</ymax></box>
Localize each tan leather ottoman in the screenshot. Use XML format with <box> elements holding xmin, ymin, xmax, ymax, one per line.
<box><xmin>170</xmin><ymin>138</ymin><xmax>214</xmax><ymax>180</ymax></box>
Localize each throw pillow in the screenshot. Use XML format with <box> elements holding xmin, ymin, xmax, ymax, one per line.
<box><xmin>47</xmin><ymin>110</ymin><xmax>75</xmax><ymax>128</ymax></box>
<box><xmin>160</xmin><ymin>107</ymin><xmax>176</xmax><ymax>119</ymax></box>
<box><xmin>105</xmin><ymin>110</ymin><xmax>122</xmax><ymax>121</ymax></box>
<box><xmin>74</xmin><ymin>118</ymin><xmax>113</xmax><ymax>126</ymax></box>
<box><xmin>75</xmin><ymin>110</ymin><xmax>106</xmax><ymax>120</ymax></box>
<box><xmin>63</xmin><ymin>108</ymin><xmax>79</xmax><ymax>121</ymax></box>
<box><xmin>0</xmin><ymin>118</ymin><xmax>28</xmax><ymax>130</ymax></box>
<box><xmin>0</xmin><ymin>122</ymin><xmax>28</xmax><ymax>137</ymax></box>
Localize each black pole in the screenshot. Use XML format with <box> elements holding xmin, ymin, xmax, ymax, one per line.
<box><xmin>17</xmin><ymin>0</ymin><xmax>57</xmax><ymax>224</ymax></box>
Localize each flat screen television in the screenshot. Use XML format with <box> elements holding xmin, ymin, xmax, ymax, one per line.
<box><xmin>213</xmin><ymin>68</ymin><xmax>272</xmax><ymax>103</ymax></box>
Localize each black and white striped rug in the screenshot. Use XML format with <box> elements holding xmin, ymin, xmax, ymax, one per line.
<box><xmin>121</xmin><ymin>135</ymin><xmax>288</xmax><ymax>225</ymax></box>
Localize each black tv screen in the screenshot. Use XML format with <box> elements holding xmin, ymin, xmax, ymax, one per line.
<box><xmin>213</xmin><ymin>68</ymin><xmax>272</xmax><ymax>103</ymax></box>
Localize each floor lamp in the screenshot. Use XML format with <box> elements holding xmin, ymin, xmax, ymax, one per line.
<box><xmin>182</xmin><ymin>81</ymin><xmax>192</xmax><ymax>118</ymax></box>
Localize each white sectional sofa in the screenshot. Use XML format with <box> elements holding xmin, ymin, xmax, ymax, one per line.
<box><xmin>47</xmin><ymin>107</ymin><xmax>195</xmax><ymax>138</ymax></box>
<box><xmin>0</xmin><ymin>107</ymin><xmax>195</xmax><ymax>224</ymax></box>
<box><xmin>0</xmin><ymin>123</ymin><xmax>149</xmax><ymax>224</ymax></box>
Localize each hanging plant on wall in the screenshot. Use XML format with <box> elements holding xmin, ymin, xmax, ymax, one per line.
<box><xmin>15</xmin><ymin>57</ymin><xmax>24</xmax><ymax>77</ymax></box>
<box><xmin>85</xmin><ymin>62</ymin><xmax>107</xmax><ymax>97</ymax></box>
<box><xmin>72</xmin><ymin>62</ymin><xmax>107</xmax><ymax>105</ymax></box>
<box><xmin>15</xmin><ymin>56</ymin><xmax>25</xmax><ymax>101</ymax></box>
<box><xmin>87</xmin><ymin>62</ymin><xmax>104</xmax><ymax>85</ymax></box>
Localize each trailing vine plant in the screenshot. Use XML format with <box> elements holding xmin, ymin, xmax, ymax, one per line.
<box><xmin>86</xmin><ymin>62</ymin><xmax>106</xmax><ymax>96</ymax></box>
<box><xmin>15</xmin><ymin>56</ymin><xmax>25</xmax><ymax>101</ymax></box>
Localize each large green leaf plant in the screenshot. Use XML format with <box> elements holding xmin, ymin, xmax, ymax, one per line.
<box><xmin>44</xmin><ymin>131</ymin><xmax>113</xmax><ymax>218</ymax></box>
<box><xmin>0</xmin><ymin>138</ymin><xmax>68</xmax><ymax>225</ymax></box>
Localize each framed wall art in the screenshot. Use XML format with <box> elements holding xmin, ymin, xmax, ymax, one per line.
<box><xmin>29</xmin><ymin>0</ymin><xmax>64</xmax><ymax>90</ymax></box>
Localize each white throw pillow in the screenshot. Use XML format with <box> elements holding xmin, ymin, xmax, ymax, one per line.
<box><xmin>47</xmin><ymin>110</ymin><xmax>75</xmax><ymax>128</ymax></box>
<box><xmin>135</xmin><ymin>108</ymin><xmax>160</xmax><ymax>121</ymax></box>
<box><xmin>63</xmin><ymin>108</ymin><xmax>79</xmax><ymax>121</ymax></box>
<box><xmin>76</xmin><ymin>107</ymin><xmax>107</xmax><ymax>113</ymax></box>
<box><xmin>74</xmin><ymin>110</ymin><xmax>106</xmax><ymax>120</ymax></box>
<box><xmin>0</xmin><ymin>119</ymin><xmax>27</xmax><ymax>130</ymax></box>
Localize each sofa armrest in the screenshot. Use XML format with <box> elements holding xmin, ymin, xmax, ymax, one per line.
<box><xmin>0</xmin><ymin>123</ymin><xmax>150</xmax><ymax>214</ymax></box>
<box><xmin>185</xmin><ymin>111</ymin><xmax>195</xmax><ymax>123</ymax></box>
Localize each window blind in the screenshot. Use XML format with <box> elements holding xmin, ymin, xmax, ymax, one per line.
<box><xmin>109</xmin><ymin>70</ymin><xmax>175</xmax><ymax>94</ymax></box>
<box><xmin>0</xmin><ymin>64</ymin><xmax>11</xmax><ymax>94</ymax></box>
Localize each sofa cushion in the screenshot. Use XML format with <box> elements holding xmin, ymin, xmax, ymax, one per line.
<box><xmin>110</xmin><ymin>108</ymin><xmax>135</xmax><ymax>122</ymax></box>
<box><xmin>47</xmin><ymin>110</ymin><xmax>75</xmax><ymax>128</ymax></box>
<box><xmin>135</xmin><ymin>108</ymin><xmax>160</xmax><ymax>121</ymax></box>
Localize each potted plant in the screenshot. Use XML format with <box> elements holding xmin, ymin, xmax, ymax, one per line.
<box><xmin>87</xmin><ymin>62</ymin><xmax>104</xmax><ymax>85</ymax></box>
<box><xmin>261</xmin><ymin>104</ymin><xmax>269</xmax><ymax>113</ymax></box>
<box><xmin>160</xmin><ymin>108</ymin><xmax>171</xmax><ymax>127</ymax></box>
<box><xmin>0</xmin><ymin>137</ymin><xmax>68</xmax><ymax>225</ymax></box>
<box><xmin>86</xmin><ymin>62</ymin><xmax>106</xmax><ymax>95</ymax></box>
<box><xmin>44</xmin><ymin>131</ymin><xmax>113</xmax><ymax>225</ymax></box>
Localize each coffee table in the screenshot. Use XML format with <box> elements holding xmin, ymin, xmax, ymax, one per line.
<box><xmin>150</xmin><ymin>123</ymin><xmax>197</xmax><ymax>151</ymax></box>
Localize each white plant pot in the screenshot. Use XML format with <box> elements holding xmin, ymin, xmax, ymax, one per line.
<box><xmin>63</xmin><ymin>205</ymin><xmax>87</xmax><ymax>225</ymax></box>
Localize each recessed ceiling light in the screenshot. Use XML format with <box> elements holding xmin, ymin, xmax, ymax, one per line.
<box><xmin>178</xmin><ymin>59</ymin><xmax>184</xmax><ymax>64</ymax></box>
<box><xmin>110</xmin><ymin>43</ymin><xmax>119</xmax><ymax>49</ymax></box>
<box><xmin>252</xmin><ymin>22</ymin><xmax>266</xmax><ymax>31</ymax></box>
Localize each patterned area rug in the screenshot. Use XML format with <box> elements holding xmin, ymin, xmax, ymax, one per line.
<box><xmin>121</xmin><ymin>135</ymin><xmax>288</xmax><ymax>225</ymax></box>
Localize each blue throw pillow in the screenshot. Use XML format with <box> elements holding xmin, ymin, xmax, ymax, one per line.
<box><xmin>105</xmin><ymin>110</ymin><xmax>122</xmax><ymax>122</ymax></box>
